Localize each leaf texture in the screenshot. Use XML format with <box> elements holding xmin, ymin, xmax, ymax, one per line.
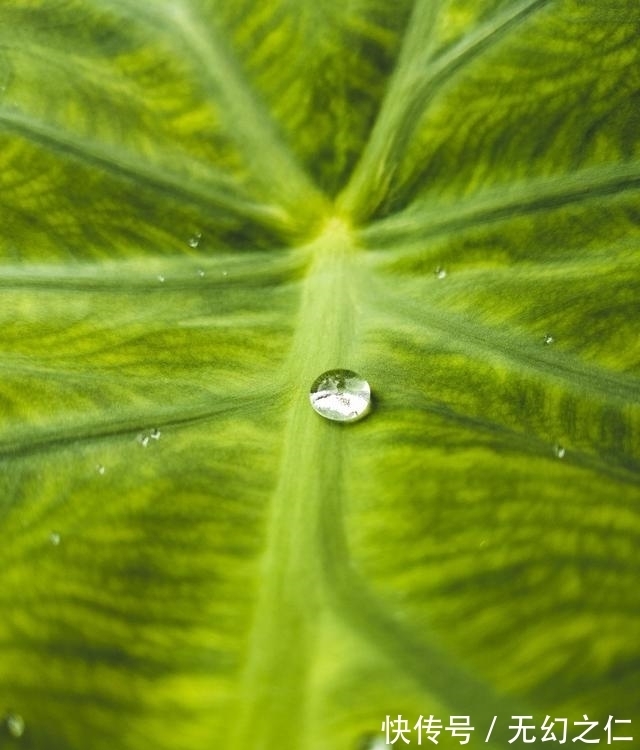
<box><xmin>0</xmin><ymin>1</ymin><xmax>639</xmax><ymax>749</ymax></box>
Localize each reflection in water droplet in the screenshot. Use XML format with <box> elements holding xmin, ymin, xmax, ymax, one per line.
<box><xmin>150</xmin><ymin>428</ymin><xmax>161</xmax><ymax>441</ymax></box>
<box><xmin>96</xmin><ymin>464</ymin><xmax>106</xmax><ymax>475</ymax></box>
<box><xmin>6</xmin><ymin>713</ymin><xmax>25</xmax><ymax>738</ymax></box>
<box><xmin>435</xmin><ymin>266</ymin><xmax>447</xmax><ymax>279</ymax></box>
<box><xmin>554</xmin><ymin>444</ymin><xmax>566</xmax><ymax>459</ymax></box>
<box><xmin>49</xmin><ymin>532</ymin><xmax>61</xmax><ymax>546</ymax></box>
<box><xmin>197</xmin><ymin>269</ymin><xmax>205</xmax><ymax>278</ymax></box>
<box><xmin>310</xmin><ymin>369</ymin><xmax>371</xmax><ymax>423</ymax></box>
<box><xmin>188</xmin><ymin>232</ymin><xmax>202</xmax><ymax>248</ymax></box>
<box><xmin>137</xmin><ymin>433</ymin><xmax>150</xmax><ymax>448</ymax></box>
<box><xmin>157</xmin><ymin>274</ymin><xmax>165</xmax><ymax>283</ymax></box>
<box><xmin>544</xmin><ymin>333</ymin><xmax>554</xmax><ymax>345</ymax></box>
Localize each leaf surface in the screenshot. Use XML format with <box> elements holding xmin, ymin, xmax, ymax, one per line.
<box><xmin>0</xmin><ymin>1</ymin><xmax>639</xmax><ymax>748</ymax></box>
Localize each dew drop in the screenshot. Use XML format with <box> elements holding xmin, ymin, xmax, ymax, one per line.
<box><xmin>157</xmin><ymin>274</ymin><xmax>165</xmax><ymax>283</ymax></box>
<box><xmin>544</xmin><ymin>333</ymin><xmax>554</xmax><ymax>345</ymax></box>
<box><xmin>434</xmin><ymin>266</ymin><xmax>447</xmax><ymax>279</ymax></box>
<box><xmin>554</xmin><ymin>444</ymin><xmax>566</xmax><ymax>459</ymax></box>
<box><xmin>96</xmin><ymin>464</ymin><xmax>106</xmax><ymax>475</ymax></box>
<box><xmin>197</xmin><ymin>269</ymin><xmax>205</xmax><ymax>278</ymax></box>
<box><xmin>5</xmin><ymin>713</ymin><xmax>25</xmax><ymax>738</ymax></box>
<box><xmin>309</xmin><ymin>369</ymin><xmax>371</xmax><ymax>423</ymax></box>
<box><xmin>188</xmin><ymin>232</ymin><xmax>202</xmax><ymax>248</ymax></box>
<box><xmin>137</xmin><ymin>433</ymin><xmax>150</xmax><ymax>448</ymax></box>
<box><xmin>222</xmin><ymin>270</ymin><xmax>228</xmax><ymax>277</ymax></box>
<box><xmin>150</xmin><ymin>428</ymin><xmax>161</xmax><ymax>441</ymax></box>
<box><xmin>358</xmin><ymin>735</ymin><xmax>386</xmax><ymax>750</ymax></box>
<box><xmin>49</xmin><ymin>532</ymin><xmax>61</xmax><ymax>546</ymax></box>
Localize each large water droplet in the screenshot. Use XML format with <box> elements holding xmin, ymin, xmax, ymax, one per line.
<box><xmin>309</xmin><ymin>369</ymin><xmax>371</xmax><ymax>423</ymax></box>
<box><xmin>5</xmin><ymin>713</ymin><xmax>25</xmax><ymax>738</ymax></box>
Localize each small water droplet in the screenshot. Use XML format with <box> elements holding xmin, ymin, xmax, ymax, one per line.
<box><xmin>479</xmin><ymin>539</ymin><xmax>487</xmax><ymax>548</ymax></box>
<box><xmin>49</xmin><ymin>532</ymin><xmax>61</xmax><ymax>546</ymax></box>
<box><xmin>5</xmin><ymin>713</ymin><xmax>25</xmax><ymax>738</ymax></box>
<box><xmin>197</xmin><ymin>269</ymin><xmax>205</xmax><ymax>278</ymax></box>
<box><xmin>157</xmin><ymin>274</ymin><xmax>165</xmax><ymax>283</ymax></box>
<box><xmin>358</xmin><ymin>736</ymin><xmax>386</xmax><ymax>750</ymax></box>
<box><xmin>96</xmin><ymin>464</ymin><xmax>106</xmax><ymax>475</ymax></box>
<box><xmin>554</xmin><ymin>444</ymin><xmax>566</xmax><ymax>459</ymax></box>
<box><xmin>544</xmin><ymin>333</ymin><xmax>554</xmax><ymax>345</ymax></box>
<box><xmin>188</xmin><ymin>232</ymin><xmax>202</xmax><ymax>248</ymax></box>
<box><xmin>150</xmin><ymin>428</ymin><xmax>161</xmax><ymax>441</ymax></box>
<box><xmin>309</xmin><ymin>369</ymin><xmax>371</xmax><ymax>423</ymax></box>
<box><xmin>222</xmin><ymin>270</ymin><xmax>228</xmax><ymax>277</ymax></box>
<box><xmin>137</xmin><ymin>433</ymin><xmax>150</xmax><ymax>448</ymax></box>
<box><xmin>435</xmin><ymin>266</ymin><xmax>447</xmax><ymax>279</ymax></box>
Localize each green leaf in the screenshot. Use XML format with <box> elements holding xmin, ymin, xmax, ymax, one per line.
<box><xmin>1</xmin><ymin>1</ymin><xmax>639</xmax><ymax>748</ymax></box>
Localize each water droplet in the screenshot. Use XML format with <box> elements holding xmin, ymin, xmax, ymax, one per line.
<box><xmin>197</xmin><ymin>269</ymin><xmax>205</xmax><ymax>278</ymax></box>
<box><xmin>435</xmin><ymin>266</ymin><xmax>447</xmax><ymax>279</ymax></box>
<box><xmin>544</xmin><ymin>333</ymin><xmax>554</xmax><ymax>345</ymax></box>
<box><xmin>5</xmin><ymin>713</ymin><xmax>25</xmax><ymax>738</ymax></box>
<box><xmin>358</xmin><ymin>736</ymin><xmax>386</xmax><ymax>750</ymax></box>
<box><xmin>137</xmin><ymin>429</ymin><xmax>161</xmax><ymax>446</ymax></box>
<box><xmin>96</xmin><ymin>464</ymin><xmax>106</xmax><ymax>475</ymax></box>
<box><xmin>49</xmin><ymin>532</ymin><xmax>61</xmax><ymax>546</ymax></box>
<box><xmin>188</xmin><ymin>232</ymin><xmax>202</xmax><ymax>248</ymax></box>
<box><xmin>157</xmin><ymin>274</ymin><xmax>165</xmax><ymax>283</ymax></box>
<box><xmin>309</xmin><ymin>369</ymin><xmax>371</xmax><ymax>423</ymax></box>
<box><xmin>554</xmin><ymin>444</ymin><xmax>566</xmax><ymax>459</ymax></box>
<box><xmin>222</xmin><ymin>270</ymin><xmax>228</xmax><ymax>277</ymax></box>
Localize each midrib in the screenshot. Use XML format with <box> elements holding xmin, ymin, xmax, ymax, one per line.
<box><xmin>230</xmin><ymin>218</ymin><xmax>362</xmax><ymax>750</ymax></box>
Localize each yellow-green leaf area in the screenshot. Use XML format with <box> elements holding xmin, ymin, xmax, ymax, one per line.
<box><xmin>0</xmin><ymin>1</ymin><xmax>638</xmax><ymax>749</ymax></box>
